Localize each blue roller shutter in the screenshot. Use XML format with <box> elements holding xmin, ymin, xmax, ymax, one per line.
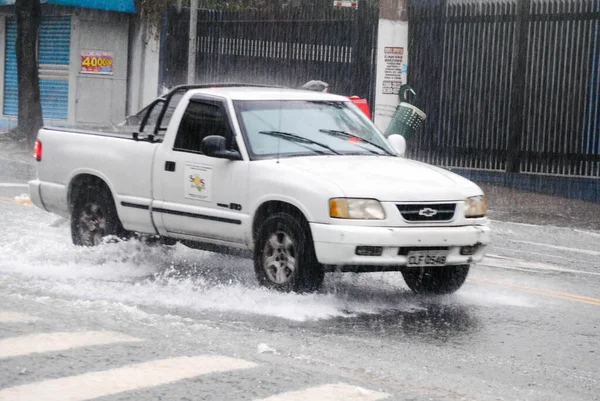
<box><xmin>3</xmin><ymin>18</ymin><xmax>17</xmax><ymax>117</ymax></box>
<box><xmin>38</xmin><ymin>16</ymin><xmax>71</xmax><ymax>120</ymax></box>
<box><xmin>3</xmin><ymin>16</ymin><xmax>71</xmax><ymax>120</ymax></box>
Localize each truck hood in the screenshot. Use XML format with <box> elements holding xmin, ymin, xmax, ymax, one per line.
<box><xmin>278</xmin><ymin>156</ymin><xmax>482</xmax><ymax>201</ymax></box>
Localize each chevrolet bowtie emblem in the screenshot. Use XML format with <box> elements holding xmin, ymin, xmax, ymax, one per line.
<box><xmin>418</xmin><ymin>207</ymin><xmax>438</xmax><ymax>217</ymax></box>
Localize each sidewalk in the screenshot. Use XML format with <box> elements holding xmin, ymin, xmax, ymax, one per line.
<box><xmin>0</xmin><ymin>133</ymin><xmax>34</xmax><ymax>164</ymax></box>
<box><xmin>478</xmin><ymin>182</ymin><xmax>600</xmax><ymax>231</ymax></box>
<box><xmin>1</xmin><ymin>135</ymin><xmax>598</xmax><ymax>231</ymax></box>
<box><xmin>0</xmin><ymin>134</ymin><xmax>36</xmax><ymax>182</ymax></box>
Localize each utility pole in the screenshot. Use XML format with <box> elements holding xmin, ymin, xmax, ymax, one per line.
<box><xmin>187</xmin><ymin>0</ymin><xmax>198</xmax><ymax>84</ymax></box>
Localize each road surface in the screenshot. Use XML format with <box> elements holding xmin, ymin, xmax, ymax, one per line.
<box><xmin>0</xmin><ymin>157</ymin><xmax>598</xmax><ymax>401</ymax></box>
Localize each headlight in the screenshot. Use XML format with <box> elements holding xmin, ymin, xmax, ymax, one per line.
<box><xmin>329</xmin><ymin>198</ymin><xmax>385</xmax><ymax>220</ymax></box>
<box><xmin>465</xmin><ymin>195</ymin><xmax>487</xmax><ymax>218</ymax></box>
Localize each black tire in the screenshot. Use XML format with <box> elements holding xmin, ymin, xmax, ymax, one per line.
<box><xmin>254</xmin><ymin>212</ymin><xmax>324</xmax><ymax>293</ymax></box>
<box><xmin>71</xmin><ymin>186</ymin><xmax>128</xmax><ymax>246</ymax></box>
<box><xmin>402</xmin><ymin>265</ymin><xmax>470</xmax><ymax>295</ymax></box>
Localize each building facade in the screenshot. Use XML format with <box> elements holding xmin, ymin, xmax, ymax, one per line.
<box><xmin>0</xmin><ymin>0</ymin><xmax>160</xmax><ymax>132</ymax></box>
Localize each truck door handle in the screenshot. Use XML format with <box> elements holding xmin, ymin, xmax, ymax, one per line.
<box><xmin>165</xmin><ymin>161</ymin><xmax>176</xmax><ymax>172</ymax></box>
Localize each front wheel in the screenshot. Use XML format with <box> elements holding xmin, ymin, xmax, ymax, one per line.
<box><xmin>254</xmin><ymin>213</ymin><xmax>324</xmax><ymax>293</ymax></box>
<box><xmin>402</xmin><ymin>265</ymin><xmax>470</xmax><ymax>294</ymax></box>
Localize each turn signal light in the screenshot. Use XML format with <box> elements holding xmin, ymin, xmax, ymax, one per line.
<box><xmin>329</xmin><ymin>198</ymin><xmax>349</xmax><ymax>218</ymax></box>
<box><xmin>34</xmin><ymin>139</ymin><xmax>42</xmax><ymax>162</ymax></box>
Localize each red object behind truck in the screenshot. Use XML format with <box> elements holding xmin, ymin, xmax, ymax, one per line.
<box><xmin>347</xmin><ymin>95</ymin><xmax>371</xmax><ymax>119</ymax></box>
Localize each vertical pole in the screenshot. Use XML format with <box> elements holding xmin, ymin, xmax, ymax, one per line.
<box><xmin>158</xmin><ymin>5</ymin><xmax>169</xmax><ymax>92</ymax></box>
<box><xmin>367</xmin><ymin>4</ymin><xmax>379</xmax><ymax>115</ymax></box>
<box><xmin>187</xmin><ymin>0</ymin><xmax>198</xmax><ymax>84</ymax></box>
<box><xmin>506</xmin><ymin>0</ymin><xmax>530</xmax><ymax>173</ymax></box>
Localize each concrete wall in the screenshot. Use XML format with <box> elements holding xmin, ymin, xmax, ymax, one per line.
<box><xmin>0</xmin><ymin>7</ymin><xmax>135</xmax><ymax>131</ymax></box>
<box><xmin>126</xmin><ymin>15</ymin><xmax>161</xmax><ymax>116</ymax></box>
<box><xmin>373</xmin><ymin>0</ymin><xmax>409</xmax><ymax>132</ymax></box>
<box><xmin>72</xmin><ymin>8</ymin><xmax>129</xmax><ymax>126</ymax></box>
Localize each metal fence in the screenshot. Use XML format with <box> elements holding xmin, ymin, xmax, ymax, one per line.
<box><xmin>408</xmin><ymin>0</ymin><xmax>600</xmax><ymax>177</ymax></box>
<box><xmin>161</xmin><ymin>4</ymin><xmax>379</xmax><ymax>109</ymax></box>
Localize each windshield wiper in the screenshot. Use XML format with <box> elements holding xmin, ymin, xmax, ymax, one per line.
<box><xmin>306</xmin><ymin>100</ymin><xmax>345</xmax><ymax>108</ymax></box>
<box><xmin>318</xmin><ymin>129</ymin><xmax>392</xmax><ymax>155</ymax></box>
<box><xmin>259</xmin><ymin>131</ymin><xmax>340</xmax><ymax>155</ymax></box>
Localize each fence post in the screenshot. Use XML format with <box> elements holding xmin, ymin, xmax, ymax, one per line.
<box><xmin>506</xmin><ymin>0</ymin><xmax>530</xmax><ymax>173</ymax></box>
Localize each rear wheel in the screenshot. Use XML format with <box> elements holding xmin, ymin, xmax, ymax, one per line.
<box><xmin>71</xmin><ymin>186</ymin><xmax>128</xmax><ymax>246</ymax></box>
<box><xmin>254</xmin><ymin>212</ymin><xmax>324</xmax><ymax>293</ymax></box>
<box><xmin>402</xmin><ymin>265</ymin><xmax>470</xmax><ymax>294</ymax></box>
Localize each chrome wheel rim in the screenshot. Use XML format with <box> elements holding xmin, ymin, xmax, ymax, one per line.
<box><xmin>78</xmin><ymin>203</ymin><xmax>107</xmax><ymax>246</ymax></box>
<box><xmin>262</xmin><ymin>231</ymin><xmax>296</xmax><ymax>284</ymax></box>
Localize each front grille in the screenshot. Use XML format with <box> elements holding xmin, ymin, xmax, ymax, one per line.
<box><xmin>396</xmin><ymin>203</ymin><xmax>456</xmax><ymax>222</ymax></box>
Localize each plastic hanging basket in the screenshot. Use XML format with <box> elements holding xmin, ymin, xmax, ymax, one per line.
<box><xmin>383</xmin><ymin>102</ymin><xmax>427</xmax><ymax>140</ymax></box>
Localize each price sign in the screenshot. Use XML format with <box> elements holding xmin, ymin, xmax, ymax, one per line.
<box><xmin>333</xmin><ymin>1</ymin><xmax>358</xmax><ymax>8</ymax></box>
<box><xmin>80</xmin><ymin>51</ymin><xmax>113</xmax><ymax>75</ymax></box>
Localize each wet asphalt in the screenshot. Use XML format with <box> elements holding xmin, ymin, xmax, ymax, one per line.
<box><xmin>0</xmin><ymin>143</ymin><xmax>599</xmax><ymax>401</ymax></box>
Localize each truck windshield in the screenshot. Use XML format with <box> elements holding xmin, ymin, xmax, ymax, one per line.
<box><xmin>234</xmin><ymin>100</ymin><xmax>393</xmax><ymax>159</ymax></box>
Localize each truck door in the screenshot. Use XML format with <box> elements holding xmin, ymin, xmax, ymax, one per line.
<box><xmin>152</xmin><ymin>97</ymin><xmax>249</xmax><ymax>244</ymax></box>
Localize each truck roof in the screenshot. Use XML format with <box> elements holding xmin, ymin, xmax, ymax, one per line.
<box><xmin>187</xmin><ymin>86</ymin><xmax>352</xmax><ymax>102</ymax></box>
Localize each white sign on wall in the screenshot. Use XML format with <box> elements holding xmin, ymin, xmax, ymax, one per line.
<box><xmin>382</xmin><ymin>46</ymin><xmax>404</xmax><ymax>95</ymax></box>
<box><xmin>373</xmin><ymin>19</ymin><xmax>409</xmax><ymax>131</ymax></box>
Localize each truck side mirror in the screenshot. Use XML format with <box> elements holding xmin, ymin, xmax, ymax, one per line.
<box><xmin>201</xmin><ymin>136</ymin><xmax>242</xmax><ymax>160</ymax></box>
<box><xmin>387</xmin><ymin>134</ymin><xmax>406</xmax><ymax>157</ymax></box>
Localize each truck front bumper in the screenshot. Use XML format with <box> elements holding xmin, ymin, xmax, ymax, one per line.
<box><xmin>309</xmin><ymin>223</ymin><xmax>491</xmax><ymax>266</ymax></box>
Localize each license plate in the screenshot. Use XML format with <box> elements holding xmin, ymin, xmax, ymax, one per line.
<box><xmin>406</xmin><ymin>250</ymin><xmax>448</xmax><ymax>267</ymax></box>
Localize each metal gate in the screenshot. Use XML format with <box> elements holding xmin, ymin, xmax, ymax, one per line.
<box><xmin>162</xmin><ymin>4</ymin><xmax>379</xmax><ymax>110</ymax></box>
<box><xmin>3</xmin><ymin>16</ymin><xmax>71</xmax><ymax>120</ymax></box>
<box><xmin>38</xmin><ymin>16</ymin><xmax>71</xmax><ymax>120</ymax></box>
<box><xmin>407</xmin><ymin>0</ymin><xmax>600</xmax><ymax>177</ymax></box>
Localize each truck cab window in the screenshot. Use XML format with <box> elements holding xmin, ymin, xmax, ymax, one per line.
<box><xmin>140</xmin><ymin>100</ymin><xmax>164</xmax><ymax>136</ymax></box>
<box><xmin>159</xmin><ymin>90</ymin><xmax>186</xmax><ymax>132</ymax></box>
<box><xmin>173</xmin><ymin>100</ymin><xmax>233</xmax><ymax>153</ymax></box>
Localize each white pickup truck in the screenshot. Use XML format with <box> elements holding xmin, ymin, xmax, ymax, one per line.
<box><xmin>29</xmin><ymin>84</ymin><xmax>491</xmax><ymax>294</ymax></box>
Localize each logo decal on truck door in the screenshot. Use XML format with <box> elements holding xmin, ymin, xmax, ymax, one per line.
<box><xmin>190</xmin><ymin>175</ymin><xmax>206</xmax><ymax>192</ymax></box>
<box><xmin>185</xmin><ymin>164</ymin><xmax>213</xmax><ymax>202</ymax></box>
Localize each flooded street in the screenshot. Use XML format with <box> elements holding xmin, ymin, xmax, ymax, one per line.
<box><xmin>1</xmin><ymin>0</ymin><xmax>598</xmax><ymax>397</ymax></box>
<box><xmin>1</xmin><ymin>159</ymin><xmax>598</xmax><ymax>401</ymax></box>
